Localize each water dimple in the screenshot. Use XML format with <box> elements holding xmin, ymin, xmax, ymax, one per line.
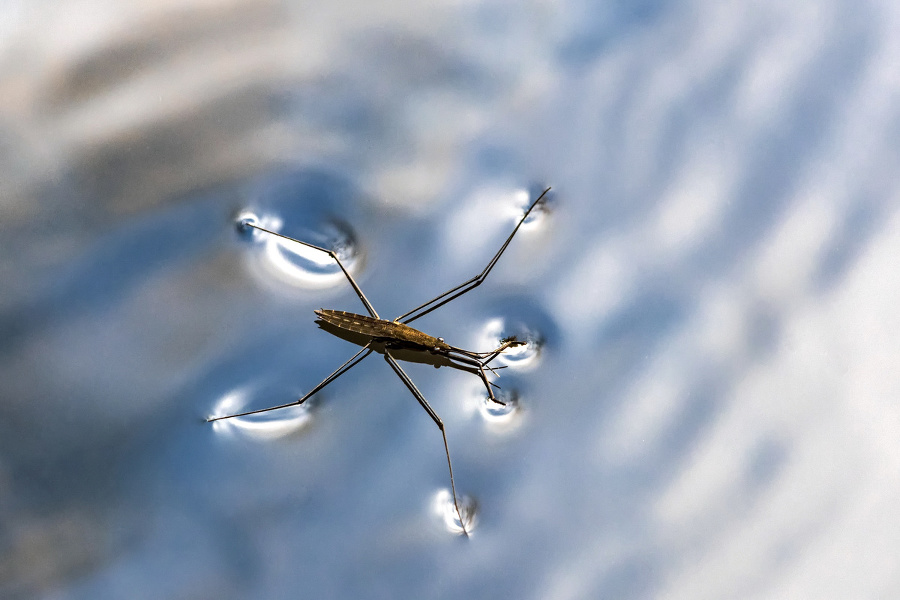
<box><xmin>517</xmin><ymin>186</ymin><xmax>553</xmax><ymax>228</ymax></box>
<box><xmin>432</xmin><ymin>489</ymin><xmax>477</xmax><ymax>535</ymax></box>
<box><xmin>235</xmin><ymin>211</ymin><xmax>262</xmax><ymax>238</ymax></box>
<box><xmin>208</xmin><ymin>387</ymin><xmax>312</xmax><ymax>440</ymax></box>
<box><xmin>235</xmin><ymin>211</ymin><xmax>362</xmax><ymax>290</ymax></box>
<box><xmin>462</xmin><ymin>380</ymin><xmax>525</xmax><ymax>433</ymax></box>
<box><xmin>480</xmin><ymin>388</ymin><xmax>519</xmax><ymax>422</ymax></box>
<box><xmin>477</xmin><ymin>317</ymin><xmax>544</xmax><ymax>371</ymax></box>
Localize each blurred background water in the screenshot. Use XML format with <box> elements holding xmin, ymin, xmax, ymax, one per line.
<box><xmin>2</xmin><ymin>0</ymin><xmax>900</xmax><ymax>598</ymax></box>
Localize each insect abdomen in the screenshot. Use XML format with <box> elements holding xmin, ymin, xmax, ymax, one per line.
<box><xmin>314</xmin><ymin>309</ymin><xmax>442</xmax><ymax>348</ymax></box>
<box><xmin>314</xmin><ymin>310</ymin><xmax>393</xmax><ymax>336</ymax></box>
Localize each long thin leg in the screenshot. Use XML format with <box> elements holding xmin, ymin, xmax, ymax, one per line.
<box><xmin>383</xmin><ymin>351</ymin><xmax>470</xmax><ymax>536</ymax></box>
<box><xmin>445</xmin><ymin>353</ymin><xmax>502</xmax><ymax>404</ymax></box>
<box><xmin>242</xmin><ymin>222</ymin><xmax>380</xmax><ymax>318</ymax></box>
<box><xmin>450</xmin><ymin>339</ymin><xmax>523</xmax><ymax>362</ymax></box>
<box><xmin>395</xmin><ymin>187</ymin><xmax>550</xmax><ymax>324</ymax></box>
<box><xmin>440</xmin><ymin>339</ymin><xmax>523</xmax><ymax>403</ymax></box>
<box><xmin>208</xmin><ymin>344</ymin><xmax>373</xmax><ymax>421</ymax></box>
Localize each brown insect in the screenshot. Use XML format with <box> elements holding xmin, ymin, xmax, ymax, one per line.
<box><xmin>210</xmin><ymin>187</ymin><xmax>551</xmax><ymax>535</ymax></box>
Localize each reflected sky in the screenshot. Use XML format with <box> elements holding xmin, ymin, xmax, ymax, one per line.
<box><xmin>2</xmin><ymin>1</ymin><xmax>900</xmax><ymax>599</ymax></box>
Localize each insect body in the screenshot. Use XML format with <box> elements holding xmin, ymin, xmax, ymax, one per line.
<box><xmin>315</xmin><ymin>309</ymin><xmax>450</xmax><ymax>351</ymax></box>
<box><xmin>210</xmin><ymin>187</ymin><xmax>551</xmax><ymax>535</ymax></box>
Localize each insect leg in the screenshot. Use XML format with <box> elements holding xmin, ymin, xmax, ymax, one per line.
<box><xmin>395</xmin><ymin>187</ymin><xmax>550</xmax><ymax>324</ymax></box>
<box><xmin>383</xmin><ymin>351</ymin><xmax>471</xmax><ymax>536</ymax></box>
<box><xmin>450</xmin><ymin>339</ymin><xmax>524</xmax><ymax>363</ymax></box>
<box><xmin>446</xmin><ymin>353</ymin><xmax>503</xmax><ymax>404</ymax></box>
<box><xmin>241</xmin><ymin>222</ymin><xmax>379</xmax><ymax>318</ymax></box>
<box><xmin>208</xmin><ymin>344</ymin><xmax>373</xmax><ymax>421</ymax></box>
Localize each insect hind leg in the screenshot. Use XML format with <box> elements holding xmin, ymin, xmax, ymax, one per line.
<box><xmin>395</xmin><ymin>187</ymin><xmax>551</xmax><ymax>324</ymax></box>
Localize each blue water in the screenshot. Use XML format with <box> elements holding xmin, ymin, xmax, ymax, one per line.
<box><xmin>3</xmin><ymin>1</ymin><xmax>900</xmax><ymax>599</ymax></box>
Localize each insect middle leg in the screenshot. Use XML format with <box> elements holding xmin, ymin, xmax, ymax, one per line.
<box><xmin>383</xmin><ymin>350</ymin><xmax>471</xmax><ymax>536</ymax></box>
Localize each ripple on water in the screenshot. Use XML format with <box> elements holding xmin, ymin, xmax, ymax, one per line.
<box><xmin>478</xmin><ymin>387</ymin><xmax>525</xmax><ymax>433</ymax></box>
<box><xmin>431</xmin><ymin>489</ymin><xmax>477</xmax><ymax>535</ymax></box>
<box><xmin>516</xmin><ymin>185</ymin><xmax>553</xmax><ymax>228</ymax></box>
<box><xmin>477</xmin><ymin>316</ymin><xmax>545</xmax><ymax>371</ymax></box>
<box><xmin>236</xmin><ymin>211</ymin><xmax>362</xmax><ymax>291</ymax></box>
<box><xmin>208</xmin><ymin>387</ymin><xmax>313</xmax><ymax>441</ymax></box>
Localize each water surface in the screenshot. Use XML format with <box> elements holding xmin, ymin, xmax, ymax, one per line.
<box><xmin>2</xmin><ymin>1</ymin><xmax>900</xmax><ymax>599</ymax></box>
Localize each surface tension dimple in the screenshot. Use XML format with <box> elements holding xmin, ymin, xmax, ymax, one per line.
<box><xmin>237</xmin><ymin>211</ymin><xmax>362</xmax><ymax>290</ymax></box>
<box><xmin>478</xmin><ymin>317</ymin><xmax>544</xmax><ymax>371</ymax></box>
<box><xmin>480</xmin><ymin>388</ymin><xmax>519</xmax><ymax>424</ymax></box>
<box><xmin>432</xmin><ymin>489</ymin><xmax>477</xmax><ymax>535</ymax></box>
<box><xmin>209</xmin><ymin>387</ymin><xmax>312</xmax><ymax>440</ymax></box>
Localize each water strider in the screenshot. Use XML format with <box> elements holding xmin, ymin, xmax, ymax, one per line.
<box><xmin>209</xmin><ymin>187</ymin><xmax>551</xmax><ymax>535</ymax></box>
